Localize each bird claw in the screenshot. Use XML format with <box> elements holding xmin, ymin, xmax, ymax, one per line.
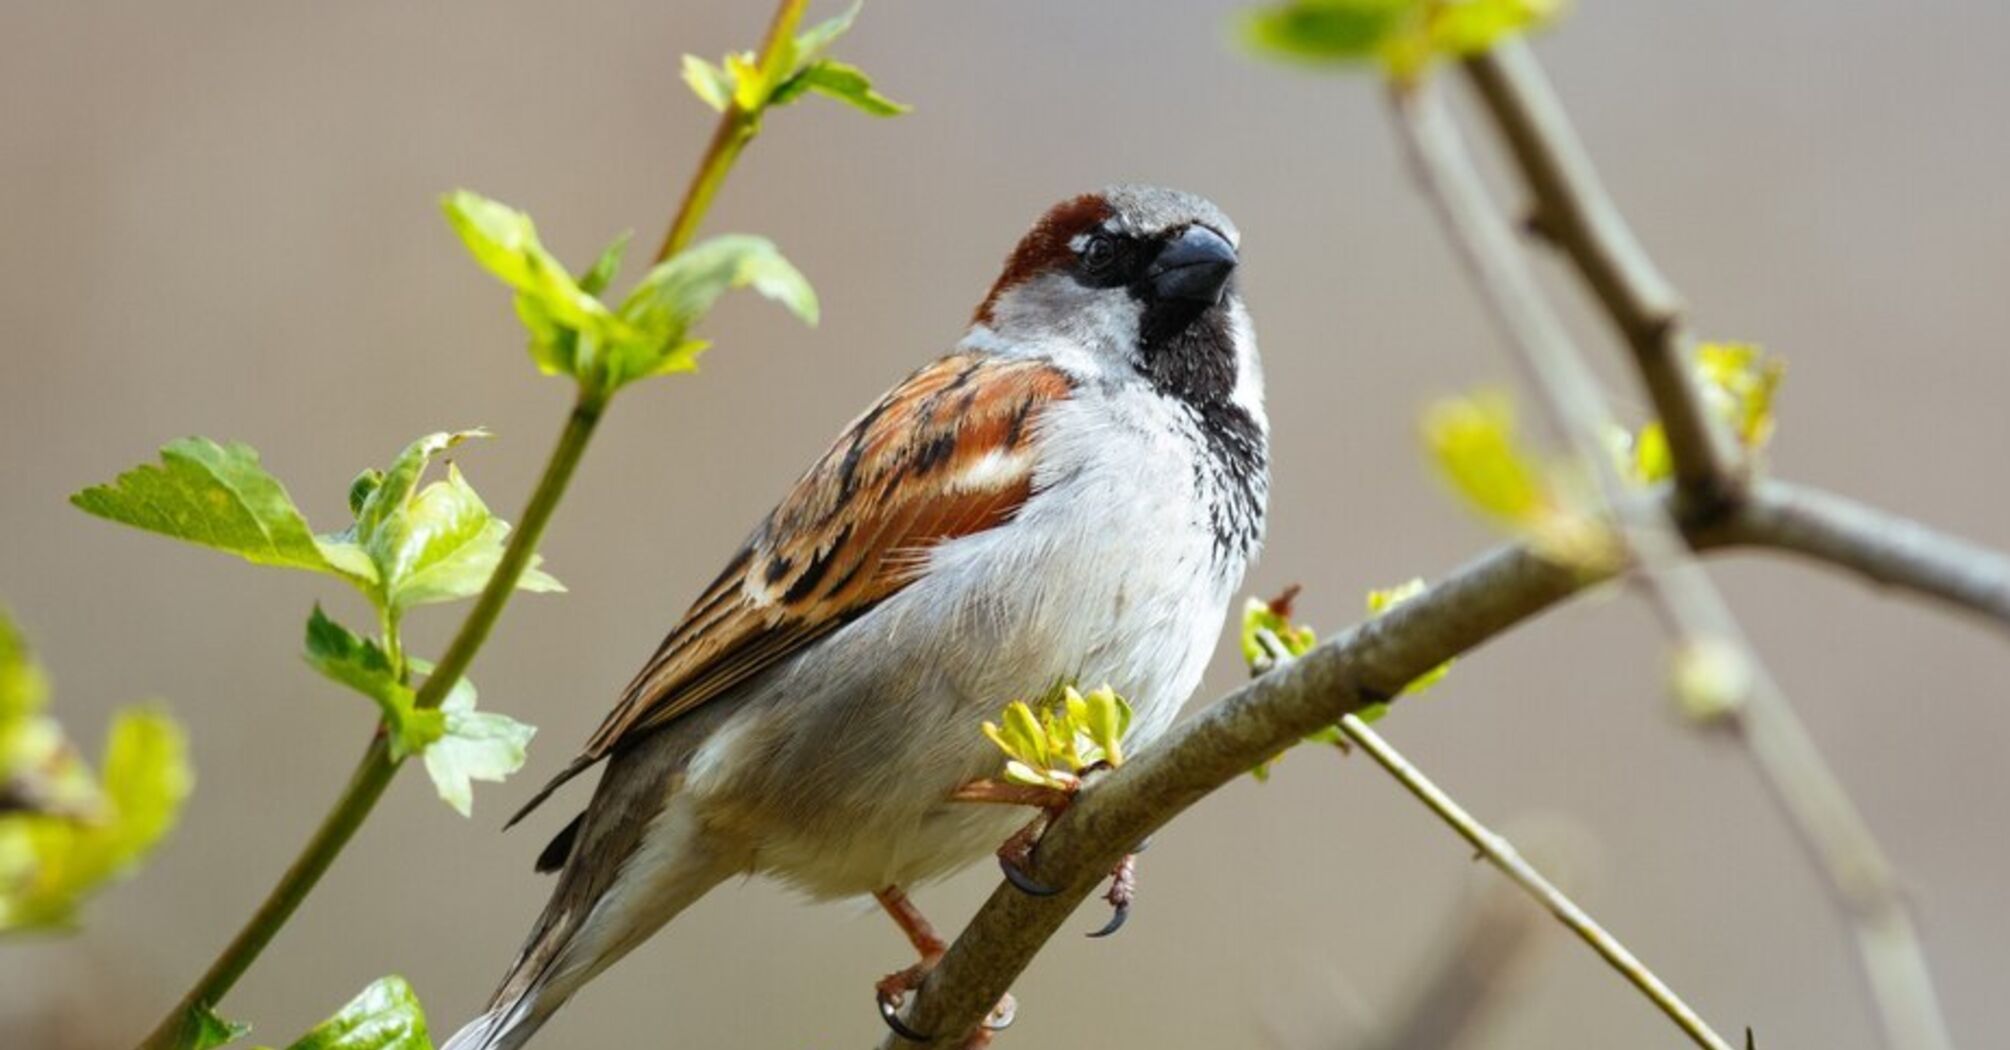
<box><xmin>878</xmin><ymin>991</ymin><xmax>933</xmax><ymax>1043</ymax></box>
<box><xmin>996</xmin><ymin>815</ymin><xmax>1060</xmax><ymax>896</ymax></box>
<box><xmin>1086</xmin><ymin>900</ymin><xmax>1129</xmax><ymax>939</ymax></box>
<box><xmin>998</xmin><ymin>850</ymin><xmax>1059</xmax><ymax>896</ymax></box>
<box><xmin>983</xmin><ymin>992</ymin><xmax>1018</xmax><ymax>1031</ymax></box>
<box><xmin>1085</xmin><ymin>852</ymin><xmax>1138</xmax><ymax>939</ymax></box>
<box><xmin>876</xmin><ymin>964</ymin><xmax>935</xmax><ymax>1043</ymax></box>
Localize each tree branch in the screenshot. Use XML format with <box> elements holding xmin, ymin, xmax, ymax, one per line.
<box><xmin>1389</xmin><ymin>72</ymin><xmax>1954</xmax><ymax>1050</ymax></box>
<box><xmin>1461</xmin><ymin>40</ymin><xmax>1739</xmax><ymax>506</ymax></box>
<box><xmin>882</xmin><ymin>477</ymin><xmax>1996</xmax><ymax>1047</ymax></box>
<box><xmin>1720</xmin><ymin>480</ymin><xmax>2010</xmax><ymax>635</ymax></box>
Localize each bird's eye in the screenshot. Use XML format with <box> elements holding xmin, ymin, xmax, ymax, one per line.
<box><xmin>1081</xmin><ymin>233</ymin><xmax>1118</xmax><ymax>272</ymax></box>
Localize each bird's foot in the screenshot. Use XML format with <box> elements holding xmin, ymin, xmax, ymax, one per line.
<box><xmin>996</xmin><ymin>812</ymin><xmax>1060</xmax><ymax>897</ymax></box>
<box><xmin>1087</xmin><ymin>851</ymin><xmax>1139</xmax><ymax>939</ymax></box>
<box><xmin>874</xmin><ymin>960</ymin><xmax>1018</xmax><ymax>1044</ymax></box>
<box><xmin>873</xmin><ymin>885</ymin><xmax>1017</xmax><ymax>1044</ymax></box>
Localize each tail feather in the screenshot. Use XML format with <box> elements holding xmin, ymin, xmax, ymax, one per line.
<box><xmin>447</xmin><ymin>718</ymin><xmax>734</xmax><ymax>1050</ymax></box>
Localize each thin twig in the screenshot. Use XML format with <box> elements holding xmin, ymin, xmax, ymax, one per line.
<box><xmin>1248</xmin><ymin>629</ymin><xmax>1735</xmax><ymax>1050</ymax></box>
<box><xmin>1344</xmin><ymin>715</ymin><xmax>1732</xmax><ymax>1049</ymax></box>
<box><xmin>1391</xmin><ymin>73</ymin><xmax>1953</xmax><ymax>1050</ymax></box>
<box><xmin>653</xmin><ymin>0</ymin><xmax>809</xmax><ymax>263</ymax></box>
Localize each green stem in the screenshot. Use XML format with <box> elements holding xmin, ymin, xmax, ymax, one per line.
<box><xmin>413</xmin><ymin>391</ymin><xmax>604</xmax><ymax>712</ymax></box>
<box><xmin>135</xmin><ymin>0</ymin><xmax>805</xmax><ymax>1036</ymax></box>
<box><xmin>134</xmin><ymin>394</ymin><xmax>605</xmax><ymax>1050</ymax></box>
<box><xmin>136</xmin><ymin>737</ymin><xmax>398</xmax><ymax>1050</ymax></box>
<box><xmin>651</xmin><ymin>0</ymin><xmax>807</xmax><ymax>265</ymax></box>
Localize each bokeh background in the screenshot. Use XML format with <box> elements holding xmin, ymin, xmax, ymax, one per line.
<box><xmin>4</xmin><ymin>2</ymin><xmax>2008</xmax><ymax>1048</ymax></box>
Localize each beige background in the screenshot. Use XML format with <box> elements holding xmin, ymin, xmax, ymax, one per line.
<box><xmin>4</xmin><ymin>2</ymin><xmax>2008</xmax><ymax>1048</ymax></box>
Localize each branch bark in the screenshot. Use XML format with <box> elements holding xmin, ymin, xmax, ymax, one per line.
<box><xmin>1461</xmin><ymin>41</ymin><xmax>1738</xmax><ymax>506</ymax></box>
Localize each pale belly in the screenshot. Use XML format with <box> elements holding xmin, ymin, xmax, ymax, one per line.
<box><xmin>678</xmin><ymin>492</ymin><xmax>1242</xmax><ymax>899</ymax></box>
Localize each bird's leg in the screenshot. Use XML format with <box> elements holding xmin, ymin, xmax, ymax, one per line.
<box><xmin>873</xmin><ymin>885</ymin><xmax>1017</xmax><ymax>1044</ymax></box>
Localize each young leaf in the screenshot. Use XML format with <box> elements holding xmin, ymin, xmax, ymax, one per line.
<box><xmin>265</xmin><ymin>975</ymin><xmax>430</xmax><ymax>1050</ymax></box>
<box><xmin>302</xmin><ymin>607</ymin><xmax>442</xmax><ymax>759</ymax></box>
<box><xmin>791</xmin><ymin>0</ymin><xmax>863</xmax><ymax>62</ymax></box>
<box><xmin>0</xmin><ymin>607</ymin><xmax>49</xmax><ymax>750</ymax></box>
<box><xmin>1428</xmin><ymin>0</ymin><xmax>1564</xmax><ymax>57</ymax></box>
<box><xmin>1421</xmin><ymin>391</ymin><xmax>1548</xmax><ymax>525</ymax></box>
<box><xmin>578</xmin><ymin>232</ymin><xmax>633</xmax><ymax>298</ymax></box>
<box><xmin>337</xmin><ymin>432</ymin><xmax>563</xmax><ymax>613</ymax></box>
<box><xmin>189</xmin><ymin>1004</ymin><xmax>252</xmax><ymax>1050</ymax></box>
<box><xmin>71</xmin><ymin>438</ymin><xmax>345</xmax><ymax>576</ymax></box>
<box><xmin>607</xmin><ymin>234</ymin><xmax>818</xmax><ymax>389</ymax></box>
<box><xmin>441</xmin><ymin>190</ymin><xmax>634</xmax><ymax>379</ymax></box>
<box><xmin>782</xmin><ymin>59</ymin><xmax>911</xmax><ymax>116</ymax></box>
<box><xmin>1366</xmin><ymin>579</ymin><xmax>1452</xmax><ymax>695</ymax></box>
<box><xmin>420</xmin><ymin>678</ymin><xmax>535</xmax><ymax>818</ymax></box>
<box><xmin>1240</xmin><ymin>0</ymin><xmax>1415</xmax><ymax>65</ymax></box>
<box><xmin>680</xmin><ymin>54</ymin><xmax>735</xmax><ymax>112</ymax></box>
<box><xmin>0</xmin><ymin>706</ymin><xmax>192</xmax><ymax>931</ymax></box>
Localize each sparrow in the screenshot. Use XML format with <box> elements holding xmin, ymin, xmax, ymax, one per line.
<box><xmin>444</xmin><ymin>185</ymin><xmax>1268</xmax><ymax>1050</ymax></box>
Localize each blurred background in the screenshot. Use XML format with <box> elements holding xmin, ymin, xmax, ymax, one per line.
<box><xmin>4</xmin><ymin>2</ymin><xmax>2008</xmax><ymax>1047</ymax></box>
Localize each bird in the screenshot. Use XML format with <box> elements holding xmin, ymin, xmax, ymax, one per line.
<box><xmin>443</xmin><ymin>185</ymin><xmax>1268</xmax><ymax>1050</ymax></box>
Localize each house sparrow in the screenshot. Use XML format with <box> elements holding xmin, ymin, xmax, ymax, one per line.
<box><xmin>444</xmin><ymin>185</ymin><xmax>1267</xmax><ymax>1050</ymax></box>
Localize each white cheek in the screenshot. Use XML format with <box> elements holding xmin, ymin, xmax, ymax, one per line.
<box><xmin>1227</xmin><ymin>299</ymin><xmax>1267</xmax><ymax>429</ymax></box>
<box><xmin>963</xmin><ymin>275</ymin><xmax>1136</xmax><ymax>381</ymax></box>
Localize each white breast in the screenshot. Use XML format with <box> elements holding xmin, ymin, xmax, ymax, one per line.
<box><xmin>682</xmin><ymin>378</ymin><xmax>1265</xmax><ymax>899</ymax></box>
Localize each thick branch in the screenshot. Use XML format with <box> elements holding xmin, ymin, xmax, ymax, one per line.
<box><xmin>880</xmin><ymin>475</ymin><xmax>2001</xmax><ymax>1047</ymax></box>
<box><xmin>1462</xmin><ymin>41</ymin><xmax>1740</xmax><ymax>504</ymax></box>
<box><xmin>884</xmin><ymin>543</ymin><xmax>1596</xmax><ymax>1047</ymax></box>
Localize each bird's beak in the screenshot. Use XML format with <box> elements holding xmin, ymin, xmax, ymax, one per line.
<box><xmin>1146</xmin><ymin>225</ymin><xmax>1238</xmax><ymax>306</ymax></box>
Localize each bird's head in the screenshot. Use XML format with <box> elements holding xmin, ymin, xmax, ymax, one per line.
<box><xmin>965</xmin><ymin>185</ymin><xmax>1258</xmax><ymax>412</ymax></box>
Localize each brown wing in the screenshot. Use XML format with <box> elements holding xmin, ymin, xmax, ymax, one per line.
<box><xmin>507</xmin><ymin>353</ymin><xmax>1073</xmax><ymax>827</ymax></box>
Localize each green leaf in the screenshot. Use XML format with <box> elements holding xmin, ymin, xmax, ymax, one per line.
<box><xmin>268</xmin><ymin>975</ymin><xmax>430</xmax><ymax>1050</ymax></box>
<box><xmin>1421</xmin><ymin>391</ymin><xmax>1548</xmax><ymax>525</ymax></box>
<box><xmin>789</xmin><ymin>59</ymin><xmax>911</xmax><ymax>116</ymax></box>
<box><xmin>0</xmin><ymin>706</ymin><xmax>192</xmax><ymax>931</ymax></box>
<box><xmin>420</xmin><ymin>679</ymin><xmax>534</xmax><ymax>818</ymax></box>
<box><xmin>1240</xmin><ymin>0</ymin><xmax>1416</xmax><ymax>64</ymax></box>
<box><xmin>441</xmin><ymin>190</ymin><xmax>634</xmax><ymax>379</ymax></box>
<box><xmin>189</xmin><ymin>1003</ymin><xmax>252</xmax><ymax>1050</ymax></box>
<box><xmin>578</xmin><ymin>232</ymin><xmax>632</xmax><ymax>298</ymax></box>
<box><xmin>791</xmin><ymin>0</ymin><xmax>863</xmax><ymax>64</ymax></box>
<box><xmin>1428</xmin><ymin>0</ymin><xmax>1564</xmax><ymax>57</ymax></box>
<box><xmin>71</xmin><ymin>438</ymin><xmax>344</xmax><ymax>576</ymax></box>
<box><xmin>680</xmin><ymin>54</ymin><xmax>734</xmax><ymax>112</ymax></box>
<box><xmin>608</xmin><ymin>235</ymin><xmax>818</xmax><ymax>390</ymax></box>
<box><xmin>0</xmin><ymin>607</ymin><xmax>49</xmax><ymax>748</ymax></box>
<box><xmin>336</xmin><ymin>432</ymin><xmax>562</xmax><ymax>613</ymax></box>
<box><xmin>302</xmin><ymin>607</ymin><xmax>442</xmax><ymax>759</ymax></box>
<box><xmin>1241</xmin><ymin>0</ymin><xmax>1562</xmax><ymax>80</ymax></box>
<box><xmin>1366</xmin><ymin>579</ymin><xmax>1452</xmax><ymax>695</ymax></box>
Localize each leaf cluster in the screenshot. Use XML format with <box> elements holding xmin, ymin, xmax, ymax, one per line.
<box><xmin>72</xmin><ymin>432</ymin><xmax>551</xmax><ymax>817</ymax></box>
<box><xmin>1241</xmin><ymin>0</ymin><xmax>1563</xmax><ymax>81</ymax></box>
<box><xmin>0</xmin><ymin>608</ymin><xmax>191</xmax><ymax>932</ymax></box>
<box><xmin>980</xmin><ymin>685</ymin><xmax>1134</xmax><ymax>793</ymax></box>
<box><xmin>681</xmin><ymin>1</ymin><xmax>910</xmax><ymax>120</ymax></box>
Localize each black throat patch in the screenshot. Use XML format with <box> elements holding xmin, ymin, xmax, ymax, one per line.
<box><xmin>1136</xmin><ymin>302</ymin><xmax>1269</xmax><ymax>560</ymax></box>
